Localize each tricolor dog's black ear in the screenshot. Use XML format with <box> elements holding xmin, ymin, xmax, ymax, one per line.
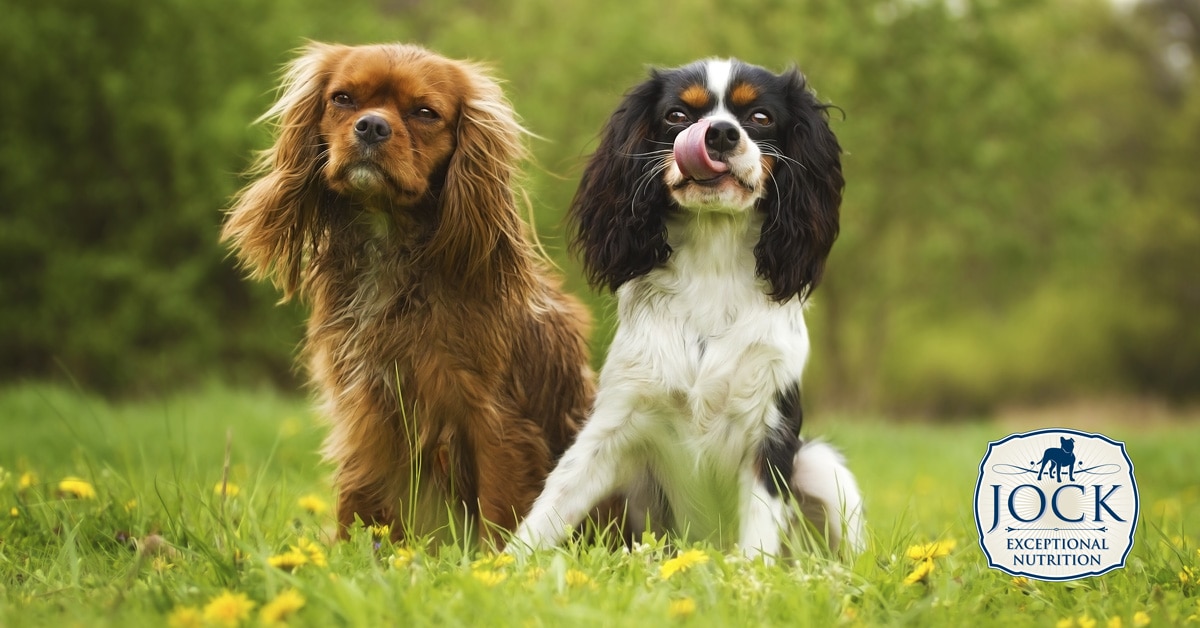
<box><xmin>569</xmin><ymin>72</ymin><xmax>673</xmax><ymax>293</ymax></box>
<box><xmin>755</xmin><ymin>69</ymin><xmax>843</xmax><ymax>303</ymax></box>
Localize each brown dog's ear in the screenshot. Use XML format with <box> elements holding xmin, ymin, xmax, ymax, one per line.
<box><xmin>221</xmin><ymin>43</ymin><xmax>339</xmax><ymax>301</ymax></box>
<box><xmin>424</xmin><ymin>62</ymin><xmax>531</xmax><ymax>285</ymax></box>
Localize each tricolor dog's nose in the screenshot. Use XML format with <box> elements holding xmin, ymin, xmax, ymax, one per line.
<box><xmin>705</xmin><ymin>120</ymin><xmax>741</xmax><ymax>154</ymax></box>
<box><xmin>354</xmin><ymin>114</ymin><xmax>392</xmax><ymax>145</ymax></box>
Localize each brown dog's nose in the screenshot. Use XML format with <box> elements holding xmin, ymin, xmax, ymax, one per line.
<box><xmin>354</xmin><ymin>114</ymin><xmax>392</xmax><ymax>145</ymax></box>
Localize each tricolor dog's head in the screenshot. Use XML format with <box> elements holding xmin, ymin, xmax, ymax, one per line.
<box><xmin>570</xmin><ymin>58</ymin><xmax>843</xmax><ymax>302</ymax></box>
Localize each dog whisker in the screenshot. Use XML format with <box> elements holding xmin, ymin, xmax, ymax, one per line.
<box><xmin>618</xmin><ymin>148</ymin><xmax>673</xmax><ymax>160</ymax></box>
<box><xmin>758</xmin><ymin>144</ymin><xmax>807</xmax><ymax>171</ymax></box>
<box><xmin>630</xmin><ymin>159</ymin><xmax>671</xmax><ymax>215</ymax></box>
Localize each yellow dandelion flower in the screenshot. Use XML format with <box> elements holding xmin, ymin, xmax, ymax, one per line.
<box><xmin>213</xmin><ymin>482</ymin><xmax>240</xmax><ymax>497</ymax></box>
<box><xmin>58</xmin><ymin>477</ymin><xmax>96</xmax><ymax>499</ymax></box>
<box><xmin>903</xmin><ymin>558</ymin><xmax>935</xmax><ymax>585</ymax></box>
<box><xmin>524</xmin><ymin>566</ymin><xmax>546</xmax><ymax>585</ymax></box>
<box><xmin>470</xmin><ymin>553</ymin><xmax>514</xmax><ymax>570</ymax></box>
<box><xmin>18</xmin><ymin>471</ymin><xmax>37</xmax><ymax>492</ymax></box>
<box><xmin>473</xmin><ymin>569</ymin><xmax>507</xmax><ymax>586</ymax></box>
<box><xmin>9</xmin><ymin>507</ymin><xmax>17</xmax><ymax>518</ymax></box>
<box><xmin>1011</xmin><ymin>576</ymin><xmax>1030</xmax><ymax>589</ymax></box>
<box><xmin>267</xmin><ymin>548</ymin><xmax>309</xmax><ymax>572</ymax></box>
<box><xmin>1057</xmin><ymin>618</ymin><xmax>1076</xmax><ymax>628</ymax></box>
<box><xmin>668</xmin><ymin>597</ymin><xmax>697</xmax><ymax>619</ymax></box>
<box><xmin>393</xmin><ymin>548</ymin><xmax>415</xmax><ymax>568</ymax></box>
<box><xmin>202</xmin><ymin>590</ymin><xmax>254</xmax><ymax>628</ymax></box>
<box><xmin>659</xmin><ymin>549</ymin><xmax>710</xmax><ymax>580</ymax></box>
<box><xmin>1078</xmin><ymin>615</ymin><xmax>1096</xmax><ymax>628</ymax></box>
<box><xmin>1132</xmin><ymin>611</ymin><xmax>1151</xmax><ymax>627</ymax></box>
<box><xmin>298</xmin><ymin>495</ymin><xmax>328</xmax><ymax>515</ymax></box>
<box><xmin>260</xmin><ymin>589</ymin><xmax>306</xmax><ymax>626</ymax></box>
<box><xmin>296</xmin><ymin>538</ymin><xmax>327</xmax><ymax>568</ymax></box>
<box><xmin>906</xmin><ymin>539</ymin><xmax>957</xmax><ymax>561</ymax></box>
<box><xmin>167</xmin><ymin>605</ymin><xmax>203</xmax><ymax>628</ymax></box>
<box><xmin>1107</xmin><ymin>617</ymin><xmax>1123</xmax><ymax>628</ymax></box>
<box><xmin>369</xmin><ymin>523</ymin><xmax>391</xmax><ymax>539</ymax></box>
<box><xmin>564</xmin><ymin>569</ymin><xmax>591</xmax><ymax>587</ymax></box>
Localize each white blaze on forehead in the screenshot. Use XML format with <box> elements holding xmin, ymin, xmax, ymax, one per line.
<box><xmin>704</xmin><ymin>59</ymin><xmax>734</xmax><ymax>117</ymax></box>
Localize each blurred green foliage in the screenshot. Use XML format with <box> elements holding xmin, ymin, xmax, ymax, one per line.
<box><xmin>1</xmin><ymin>0</ymin><xmax>1196</xmax><ymax>414</ymax></box>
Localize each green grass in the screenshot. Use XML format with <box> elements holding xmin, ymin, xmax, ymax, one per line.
<box><xmin>1</xmin><ymin>384</ymin><xmax>1198</xmax><ymax>627</ymax></box>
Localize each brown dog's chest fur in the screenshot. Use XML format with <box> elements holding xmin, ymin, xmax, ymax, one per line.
<box><xmin>305</xmin><ymin>210</ymin><xmax>592</xmax><ymax>542</ymax></box>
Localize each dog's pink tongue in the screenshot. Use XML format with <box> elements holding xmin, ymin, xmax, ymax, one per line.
<box><xmin>674</xmin><ymin>119</ymin><xmax>729</xmax><ymax>181</ymax></box>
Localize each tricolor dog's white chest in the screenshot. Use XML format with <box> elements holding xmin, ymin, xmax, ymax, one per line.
<box><xmin>600</xmin><ymin>213</ymin><xmax>810</xmax><ymax>542</ymax></box>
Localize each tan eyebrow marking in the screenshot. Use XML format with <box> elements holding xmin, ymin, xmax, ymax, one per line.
<box><xmin>730</xmin><ymin>82</ymin><xmax>759</xmax><ymax>107</ymax></box>
<box><xmin>680</xmin><ymin>84</ymin><xmax>711</xmax><ymax>109</ymax></box>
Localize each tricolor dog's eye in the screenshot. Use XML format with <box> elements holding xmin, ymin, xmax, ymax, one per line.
<box><xmin>749</xmin><ymin>110</ymin><xmax>773</xmax><ymax>126</ymax></box>
<box><xmin>332</xmin><ymin>92</ymin><xmax>354</xmax><ymax>107</ymax></box>
<box><xmin>665</xmin><ymin>109</ymin><xmax>691</xmax><ymax>125</ymax></box>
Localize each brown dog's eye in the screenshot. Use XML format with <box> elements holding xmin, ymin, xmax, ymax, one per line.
<box><xmin>749</xmin><ymin>111</ymin><xmax>773</xmax><ymax>126</ymax></box>
<box><xmin>412</xmin><ymin>107</ymin><xmax>440</xmax><ymax>121</ymax></box>
<box><xmin>665</xmin><ymin>109</ymin><xmax>690</xmax><ymax>125</ymax></box>
<box><xmin>332</xmin><ymin>92</ymin><xmax>354</xmax><ymax>107</ymax></box>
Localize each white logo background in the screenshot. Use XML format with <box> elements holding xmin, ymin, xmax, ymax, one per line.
<box><xmin>974</xmin><ymin>429</ymin><xmax>1138</xmax><ymax>581</ymax></box>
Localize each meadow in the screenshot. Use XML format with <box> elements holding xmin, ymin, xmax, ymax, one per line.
<box><xmin>1</xmin><ymin>385</ymin><xmax>1197</xmax><ymax>627</ymax></box>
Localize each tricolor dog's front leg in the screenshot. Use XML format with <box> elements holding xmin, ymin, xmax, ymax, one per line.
<box><xmin>509</xmin><ymin>393</ymin><xmax>639</xmax><ymax>555</ymax></box>
<box><xmin>739</xmin><ymin>382</ymin><xmax>804</xmax><ymax>560</ymax></box>
<box><xmin>738</xmin><ymin>466</ymin><xmax>788</xmax><ymax>561</ymax></box>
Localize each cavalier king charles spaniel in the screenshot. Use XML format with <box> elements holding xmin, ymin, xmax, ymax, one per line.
<box><xmin>511</xmin><ymin>58</ymin><xmax>865</xmax><ymax>559</ymax></box>
<box><xmin>221</xmin><ymin>43</ymin><xmax>595</xmax><ymax>546</ymax></box>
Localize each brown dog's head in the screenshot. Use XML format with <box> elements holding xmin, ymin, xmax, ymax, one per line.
<box><xmin>222</xmin><ymin>43</ymin><xmax>528</xmax><ymax>298</ymax></box>
<box><xmin>317</xmin><ymin>44</ymin><xmax>464</xmax><ymax>205</ymax></box>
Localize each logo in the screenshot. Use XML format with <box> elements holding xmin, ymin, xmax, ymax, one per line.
<box><xmin>974</xmin><ymin>428</ymin><xmax>1138</xmax><ymax>581</ymax></box>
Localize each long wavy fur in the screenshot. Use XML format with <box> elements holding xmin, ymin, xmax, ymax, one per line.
<box><xmin>220</xmin><ymin>43</ymin><xmax>594</xmax><ymax>546</ymax></box>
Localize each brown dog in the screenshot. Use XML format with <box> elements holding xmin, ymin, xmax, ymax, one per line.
<box><xmin>221</xmin><ymin>43</ymin><xmax>594</xmax><ymax>546</ymax></box>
